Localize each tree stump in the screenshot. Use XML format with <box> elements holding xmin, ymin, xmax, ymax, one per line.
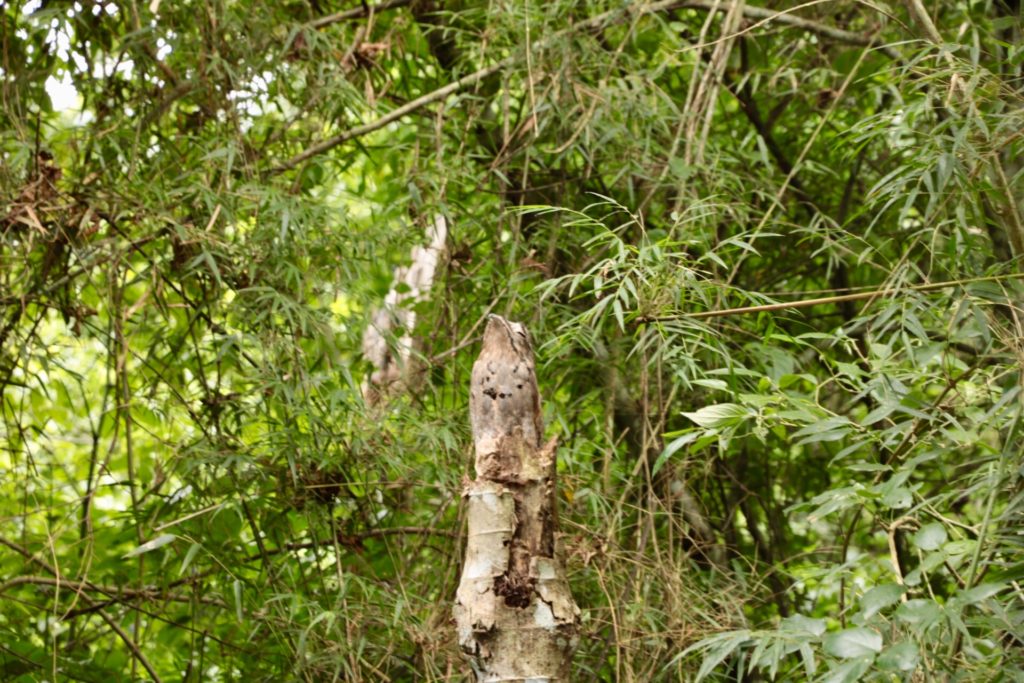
<box><xmin>454</xmin><ymin>315</ymin><xmax>580</xmax><ymax>681</ymax></box>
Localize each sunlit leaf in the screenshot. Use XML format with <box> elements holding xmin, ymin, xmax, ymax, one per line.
<box><xmin>682</xmin><ymin>403</ymin><xmax>751</xmax><ymax>429</ymax></box>
<box><xmin>123</xmin><ymin>534</ymin><xmax>176</xmax><ymax>559</ymax></box>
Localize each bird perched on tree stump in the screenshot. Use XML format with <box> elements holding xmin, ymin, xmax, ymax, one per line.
<box><xmin>454</xmin><ymin>315</ymin><xmax>580</xmax><ymax>681</ymax></box>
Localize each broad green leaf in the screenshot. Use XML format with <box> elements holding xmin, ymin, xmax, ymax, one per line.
<box><xmin>904</xmin><ymin>549</ymin><xmax>948</xmax><ymax>586</ymax></box>
<box><xmin>859</xmin><ymin>584</ymin><xmax>904</xmax><ymax>619</ymax></box>
<box><xmin>682</xmin><ymin>403</ymin><xmax>751</xmax><ymax>429</ymax></box>
<box><xmin>781</xmin><ymin>614</ymin><xmax>826</xmax><ymax>637</ymax></box>
<box><xmin>877</xmin><ymin>641</ymin><xmax>919</xmax><ymax>672</ymax></box>
<box><xmin>880</xmin><ymin>486</ymin><xmax>912</xmax><ymax>509</ymax></box>
<box><xmin>944</xmin><ymin>540</ymin><xmax>977</xmax><ymax>556</ymax></box>
<box><xmin>912</xmin><ymin>523</ymin><xmax>947</xmax><ymax>551</ymax></box>
<box><xmin>895</xmin><ymin>599</ymin><xmax>943</xmax><ymax>628</ymax></box>
<box><xmin>821</xmin><ymin>657</ymin><xmax>874</xmax><ymax>683</ymax></box>
<box><xmin>823</xmin><ymin>628</ymin><xmax>882</xmax><ymax>659</ymax></box>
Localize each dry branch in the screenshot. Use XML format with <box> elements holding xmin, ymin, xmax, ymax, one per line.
<box><xmin>274</xmin><ymin>0</ymin><xmax>894</xmax><ymax>174</ymax></box>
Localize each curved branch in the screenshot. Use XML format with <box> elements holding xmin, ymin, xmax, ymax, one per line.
<box><xmin>308</xmin><ymin>0</ymin><xmax>414</xmax><ymax>29</ymax></box>
<box><xmin>0</xmin><ymin>575</ymin><xmax>165</xmax><ymax>683</ymax></box>
<box><xmin>273</xmin><ymin>0</ymin><xmax>899</xmax><ymax>173</ymax></box>
<box><xmin>679</xmin><ymin>0</ymin><xmax>901</xmax><ymax>59</ymax></box>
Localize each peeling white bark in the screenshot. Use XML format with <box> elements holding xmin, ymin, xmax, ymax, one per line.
<box><xmin>455</xmin><ymin>316</ymin><xmax>580</xmax><ymax>681</ymax></box>
<box><xmin>361</xmin><ymin>215</ymin><xmax>447</xmax><ymax>403</ymax></box>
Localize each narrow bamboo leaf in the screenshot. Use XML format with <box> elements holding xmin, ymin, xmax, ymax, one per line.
<box><xmin>822</xmin><ymin>657</ymin><xmax>874</xmax><ymax>683</ymax></box>
<box><xmin>123</xmin><ymin>534</ymin><xmax>176</xmax><ymax>559</ymax></box>
<box><xmin>233</xmin><ymin>579</ymin><xmax>244</xmax><ymax>623</ymax></box>
<box><xmin>652</xmin><ymin>431</ymin><xmax>699</xmax><ymax>476</ymax></box>
<box><xmin>179</xmin><ymin>542</ymin><xmax>202</xmax><ymax>576</ymax></box>
<box><xmin>958</xmin><ymin>582</ymin><xmax>1005</xmax><ymax>604</ymax></box>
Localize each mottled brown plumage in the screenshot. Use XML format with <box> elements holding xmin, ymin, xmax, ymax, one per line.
<box><xmin>456</xmin><ymin>316</ymin><xmax>579</xmax><ymax>680</ymax></box>
<box><xmin>469</xmin><ymin>316</ymin><xmax>544</xmax><ymax>479</ymax></box>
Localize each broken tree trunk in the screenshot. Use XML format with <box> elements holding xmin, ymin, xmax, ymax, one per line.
<box><xmin>454</xmin><ymin>315</ymin><xmax>580</xmax><ymax>681</ymax></box>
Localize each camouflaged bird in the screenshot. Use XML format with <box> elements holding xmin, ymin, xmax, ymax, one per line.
<box><xmin>469</xmin><ymin>315</ymin><xmax>547</xmax><ymax>481</ymax></box>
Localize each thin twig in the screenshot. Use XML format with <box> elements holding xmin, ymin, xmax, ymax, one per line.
<box><xmin>0</xmin><ymin>575</ymin><xmax>216</xmax><ymax>604</ymax></box>
<box><xmin>270</xmin><ymin>61</ymin><xmax>506</xmax><ymax>173</ymax></box>
<box><xmin>273</xmin><ymin>0</ymin><xmax>896</xmax><ymax>173</ymax></box>
<box><xmin>0</xmin><ymin>573</ymin><xmax>167</xmax><ymax>682</ymax></box>
<box><xmin>679</xmin><ymin>0</ymin><xmax>901</xmax><ymax>59</ymax></box>
<box><xmin>93</xmin><ymin>602</ymin><xmax>165</xmax><ymax>683</ymax></box>
<box><xmin>307</xmin><ymin>0</ymin><xmax>414</xmax><ymax>30</ymax></box>
<box><xmin>642</xmin><ymin>272</ymin><xmax>1024</xmax><ymax>321</ymax></box>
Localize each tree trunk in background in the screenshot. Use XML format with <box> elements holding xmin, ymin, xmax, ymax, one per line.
<box><xmin>361</xmin><ymin>215</ymin><xmax>447</xmax><ymax>404</ymax></box>
<box><xmin>454</xmin><ymin>315</ymin><xmax>580</xmax><ymax>681</ymax></box>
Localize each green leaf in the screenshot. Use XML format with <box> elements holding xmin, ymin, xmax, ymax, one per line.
<box><xmin>823</xmin><ymin>628</ymin><xmax>882</xmax><ymax>659</ymax></box>
<box><xmin>233</xmin><ymin>579</ymin><xmax>244</xmax><ymax>623</ymax></box>
<box><xmin>861</xmin><ymin>401</ymin><xmax>897</xmax><ymax>426</ymax></box>
<box><xmin>798</xmin><ymin>642</ymin><xmax>817</xmax><ymax>678</ymax></box>
<box><xmin>781</xmin><ymin>614</ymin><xmax>826</xmax><ymax>637</ymax></box>
<box><xmin>123</xmin><ymin>534</ymin><xmax>176</xmax><ymax>559</ymax></box>
<box><xmin>822</xmin><ymin>657</ymin><xmax>874</xmax><ymax>683</ymax></box>
<box><xmin>943</xmin><ymin>539</ymin><xmax>976</xmax><ymax>556</ymax></box>
<box><xmin>179</xmin><ymin>542</ymin><xmax>202</xmax><ymax>576</ymax></box>
<box><xmin>612</xmin><ymin>297</ymin><xmax>625</xmax><ymax>331</ymax></box>
<box><xmin>877</xmin><ymin>641</ymin><xmax>919</xmax><ymax>672</ymax></box>
<box><xmin>880</xmin><ymin>485</ymin><xmax>912</xmax><ymax>509</ymax></box>
<box><xmin>793</xmin><ymin>416</ymin><xmax>854</xmax><ymax>445</ymax></box>
<box><xmin>958</xmin><ymin>582</ymin><xmax>1005</xmax><ymax>604</ymax></box>
<box><xmin>652</xmin><ymin>431</ymin><xmax>700</xmax><ymax>476</ymax></box>
<box><xmin>682</xmin><ymin>403</ymin><xmax>750</xmax><ymax>429</ymax></box>
<box><xmin>895</xmin><ymin>599</ymin><xmax>943</xmax><ymax>628</ymax></box>
<box><xmin>904</xmin><ymin>549</ymin><xmax>948</xmax><ymax>586</ymax></box>
<box><xmin>679</xmin><ymin>630</ymin><xmax>751</xmax><ymax>682</ymax></box>
<box><xmin>859</xmin><ymin>584</ymin><xmax>905</xmax><ymax>619</ymax></box>
<box><xmin>691</xmin><ymin>378</ymin><xmax>728</xmax><ymax>391</ymax></box>
<box><xmin>802</xmin><ymin>486</ymin><xmax>861</xmax><ymax>521</ymax></box>
<box><xmin>912</xmin><ymin>523</ymin><xmax>947</xmax><ymax>551</ymax></box>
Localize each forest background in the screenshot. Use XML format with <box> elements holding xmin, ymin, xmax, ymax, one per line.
<box><xmin>1</xmin><ymin>0</ymin><xmax>1023</xmax><ymax>680</ymax></box>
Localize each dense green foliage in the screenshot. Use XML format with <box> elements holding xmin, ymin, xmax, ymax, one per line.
<box><xmin>2</xmin><ymin>0</ymin><xmax>1023</xmax><ymax>680</ymax></box>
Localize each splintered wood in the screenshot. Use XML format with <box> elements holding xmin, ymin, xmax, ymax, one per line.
<box><xmin>454</xmin><ymin>315</ymin><xmax>580</xmax><ymax>682</ymax></box>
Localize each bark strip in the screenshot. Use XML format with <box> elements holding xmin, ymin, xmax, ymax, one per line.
<box><xmin>455</xmin><ymin>316</ymin><xmax>580</xmax><ymax>681</ymax></box>
<box><xmin>361</xmin><ymin>215</ymin><xmax>447</xmax><ymax>404</ymax></box>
